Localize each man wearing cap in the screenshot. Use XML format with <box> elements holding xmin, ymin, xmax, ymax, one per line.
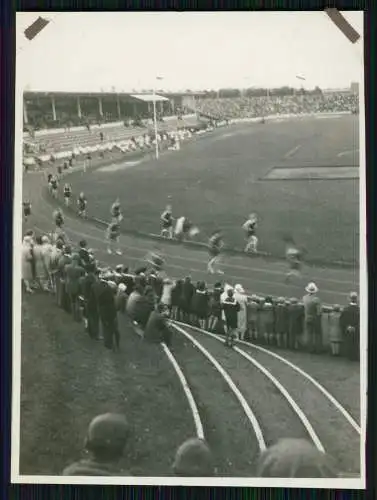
<box><xmin>340</xmin><ymin>292</ymin><xmax>360</xmax><ymax>361</ymax></box>
<box><xmin>172</xmin><ymin>438</ymin><xmax>216</xmax><ymax>477</ymax></box>
<box><xmin>302</xmin><ymin>282</ymin><xmax>322</xmax><ymax>353</ymax></box>
<box><xmin>62</xmin><ymin>413</ymin><xmax>130</xmax><ymax>476</ymax></box>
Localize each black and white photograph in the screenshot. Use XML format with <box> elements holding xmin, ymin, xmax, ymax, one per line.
<box><xmin>12</xmin><ymin>11</ymin><xmax>366</xmax><ymax>488</ymax></box>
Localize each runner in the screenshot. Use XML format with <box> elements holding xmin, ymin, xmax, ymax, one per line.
<box><xmin>50</xmin><ymin>175</ymin><xmax>58</xmax><ymax>199</ymax></box>
<box><xmin>23</xmin><ymin>201</ymin><xmax>32</xmax><ymax>223</ymax></box>
<box><xmin>63</xmin><ymin>183</ymin><xmax>72</xmax><ymax>207</ymax></box>
<box><xmin>284</xmin><ymin>237</ymin><xmax>304</xmax><ymax>283</ymax></box>
<box><xmin>207</xmin><ymin>230</ymin><xmax>224</xmax><ymax>274</ymax></box>
<box><xmin>106</xmin><ymin>221</ymin><xmax>122</xmax><ymax>255</ymax></box>
<box><xmin>53</xmin><ymin>208</ymin><xmax>64</xmax><ymax>229</ymax></box>
<box><xmin>160</xmin><ymin>205</ymin><xmax>174</xmax><ymax>239</ymax></box>
<box><xmin>111</xmin><ymin>199</ymin><xmax>123</xmax><ymax>223</ymax></box>
<box><xmin>77</xmin><ymin>192</ymin><xmax>87</xmax><ymax>218</ymax></box>
<box><xmin>243</xmin><ymin>213</ymin><xmax>258</xmax><ymax>253</ymax></box>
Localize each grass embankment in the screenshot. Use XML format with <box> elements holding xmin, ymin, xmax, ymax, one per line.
<box><xmin>19</xmin><ymin>292</ymin><xmax>194</xmax><ymax>476</ymax></box>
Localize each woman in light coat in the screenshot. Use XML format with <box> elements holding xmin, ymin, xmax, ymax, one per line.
<box><xmin>234</xmin><ymin>284</ymin><xmax>248</xmax><ymax>340</ymax></box>
<box><xmin>22</xmin><ymin>236</ymin><xmax>34</xmax><ymax>293</ymax></box>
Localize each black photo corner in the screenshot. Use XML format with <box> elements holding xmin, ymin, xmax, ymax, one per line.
<box><xmin>1</xmin><ymin>2</ymin><xmax>375</xmax><ymax>499</ymax></box>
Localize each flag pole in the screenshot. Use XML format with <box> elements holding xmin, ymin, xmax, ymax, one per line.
<box><xmin>153</xmin><ymin>87</ymin><xmax>159</xmax><ymax>160</ymax></box>
<box><xmin>153</xmin><ymin>76</ymin><xmax>163</xmax><ymax>160</ymax></box>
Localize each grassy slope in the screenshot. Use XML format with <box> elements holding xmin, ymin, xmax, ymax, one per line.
<box><xmin>19</xmin><ymin>292</ymin><xmax>194</xmax><ymax>476</ymax></box>
<box><xmin>70</xmin><ymin>115</ymin><xmax>359</xmax><ymax>264</ymax></box>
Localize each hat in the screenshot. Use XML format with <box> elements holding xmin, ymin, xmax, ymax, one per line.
<box><xmin>305</xmin><ymin>282</ymin><xmax>318</xmax><ymax>294</ymax></box>
<box><xmin>86</xmin><ymin>413</ymin><xmax>129</xmax><ymax>452</ymax></box>
<box><xmin>23</xmin><ymin>236</ymin><xmax>33</xmax><ymax>245</ymax></box>
<box><xmin>277</xmin><ymin>297</ymin><xmax>285</xmax><ymax>303</ymax></box>
<box><xmin>115</xmin><ymin>264</ymin><xmax>123</xmax><ymax>272</ymax></box>
<box><xmin>172</xmin><ymin>438</ymin><xmax>215</xmax><ymax>477</ymax></box>
<box><xmin>234</xmin><ymin>284</ymin><xmax>245</xmax><ymax>294</ymax></box>
<box><xmin>256</xmin><ymin>438</ymin><xmax>338</xmax><ymax>478</ymax></box>
<box><xmin>290</xmin><ymin>297</ymin><xmax>298</xmax><ymax>304</ymax></box>
<box><xmin>333</xmin><ymin>304</ymin><xmax>341</xmax><ymax>312</ymax></box>
<box><xmin>349</xmin><ymin>291</ymin><xmax>358</xmax><ymax>302</ymax></box>
<box><xmin>41</xmin><ymin>235</ymin><xmax>50</xmax><ymax>244</ymax></box>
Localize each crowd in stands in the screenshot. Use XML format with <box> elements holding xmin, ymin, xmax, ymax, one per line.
<box><xmin>195</xmin><ymin>92</ymin><xmax>359</xmax><ymax>120</ymax></box>
<box><xmin>62</xmin><ymin>414</ymin><xmax>340</xmax><ymax>477</ymax></box>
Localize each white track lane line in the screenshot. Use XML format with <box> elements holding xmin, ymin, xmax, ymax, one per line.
<box><xmin>236</xmin><ymin>338</ymin><xmax>361</xmax><ymax>435</ymax></box>
<box><xmin>161</xmin><ymin>342</ymin><xmax>205</xmax><ymax>440</ymax></box>
<box><xmin>173</xmin><ymin>322</ymin><xmax>360</xmax><ymax>435</ymax></box>
<box><xmin>172</xmin><ymin>323</ymin><xmax>266</xmax><ymax>451</ymax></box>
<box><xmin>174</xmin><ymin>321</ymin><xmax>325</xmax><ymax>452</ymax></box>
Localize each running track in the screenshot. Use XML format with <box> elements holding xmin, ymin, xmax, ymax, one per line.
<box><xmin>24</xmin><ymin>168</ymin><xmax>358</xmax><ymax>306</ymax></box>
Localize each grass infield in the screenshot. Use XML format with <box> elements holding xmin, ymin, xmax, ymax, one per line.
<box><xmin>69</xmin><ymin>114</ymin><xmax>359</xmax><ymax>265</ymax></box>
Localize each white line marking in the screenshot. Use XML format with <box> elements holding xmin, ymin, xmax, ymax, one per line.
<box><xmin>284</xmin><ymin>145</ymin><xmax>301</xmax><ymax>159</ymax></box>
<box><xmin>174</xmin><ymin>321</ymin><xmax>360</xmax><ymax>434</ymax></box>
<box><xmin>337</xmin><ymin>149</ymin><xmax>359</xmax><ymax>158</ymax></box>
<box><xmin>174</xmin><ymin>322</ymin><xmax>325</xmax><ymax>452</ymax></box>
<box><xmin>238</xmin><ymin>340</ymin><xmax>361</xmax><ymax>434</ymax></box>
<box><xmin>161</xmin><ymin>343</ymin><xmax>205</xmax><ymax>439</ymax></box>
<box><xmin>172</xmin><ymin>323</ymin><xmax>266</xmax><ymax>451</ymax></box>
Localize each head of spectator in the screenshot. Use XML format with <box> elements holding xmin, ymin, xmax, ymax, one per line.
<box><xmin>172</xmin><ymin>438</ymin><xmax>215</xmax><ymax>477</ymax></box>
<box><xmin>84</xmin><ymin>413</ymin><xmax>130</xmax><ymax>464</ymax></box>
<box><xmin>305</xmin><ymin>282</ymin><xmax>319</xmax><ymax>295</ymax></box>
<box><xmin>256</xmin><ymin>438</ymin><xmax>338</xmax><ymax>478</ymax></box>
<box><xmin>79</xmin><ymin>239</ymin><xmax>87</xmax><ymax>249</ymax></box>
<box><xmin>333</xmin><ymin>304</ymin><xmax>341</xmax><ymax>313</ymax></box>
<box><xmin>349</xmin><ymin>292</ymin><xmax>358</xmax><ymax>305</ymax></box>
<box><xmin>197</xmin><ymin>281</ymin><xmax>206</xmax><ymax>292</ymax></box>
<box><xmin>35</xmin><ymin>235</ymin><xmax>43</xmax><ymax>246</ymax></box>
<box><xmin>64</xmin><ymin>245</ymin><xmax>72</xmax><ymax>256</ymax></box>
<box><xmin>265</xmin><ymin>295</ymin><xmax>273</xmax><ymax>305</ymax></box>
<box><xmin>25</xmin><ymin>229</ymin><xmax>35</xmax><ymax>238</ymax></box>
<box><xmin>227</xmin><ymin>288</ymin><xmax>234</xmax><ymax>299</ymax></box>
<box><xmin>234</xmin><ymin>284</ymin><xmax>245</xmax><ymax>295</ymax></box>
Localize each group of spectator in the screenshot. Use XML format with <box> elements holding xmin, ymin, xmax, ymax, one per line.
<box><xmin>21</xmin><ymin>224</ymin><xmax>360</xmax><ymax>360</ymax></box>
<box><xmin>195</xmin><ymin>92</ymin><xmax>359</xmax><ymax>120</ymax></box>
<box><xmin>62</xmin><ymin>412</ymin><xmax>340</xmax><ymax>477</ymax></box>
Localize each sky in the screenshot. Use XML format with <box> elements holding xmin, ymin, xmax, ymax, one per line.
<box><xmin>16</xmin><ymin>11</ymin><xmax>363</xmax><ymax>93</ymax></box>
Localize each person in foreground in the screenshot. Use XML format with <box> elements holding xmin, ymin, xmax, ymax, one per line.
<box><xmin>256</xmin><ymin>438</ymin><xmax>338</xmax><ymax>478</ymax></box>
<box><xmin>62</xmin><ymin>413</ymin><xmax>130</xmax><ymax>476</ymax></box>
<box><xmin>172</xmin><ymin>438</ymin><xmax>216</xmax><ymax>477</ymax></box>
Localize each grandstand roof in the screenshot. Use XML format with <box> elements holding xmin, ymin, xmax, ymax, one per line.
<box><xmin>23</xmin><ymin>90</ymin><xmax>204</xmax><ymax>100</ymax></box>
<box><xmin>130</xmin><ymin>94</ymin><xmax>169</xmax><ymax>102</ymax></box>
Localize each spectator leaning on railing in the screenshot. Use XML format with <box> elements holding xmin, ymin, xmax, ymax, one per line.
<box><xmin>21</xmin><ymin>227</ymin><xmax>359</xmax><ymax>361</ymax></box>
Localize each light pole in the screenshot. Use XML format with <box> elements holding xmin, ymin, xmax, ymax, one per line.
<box><xmin>153</xmin><ymin>76</ymin><xmax>163</xmax><ymax>160</ymax></box>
